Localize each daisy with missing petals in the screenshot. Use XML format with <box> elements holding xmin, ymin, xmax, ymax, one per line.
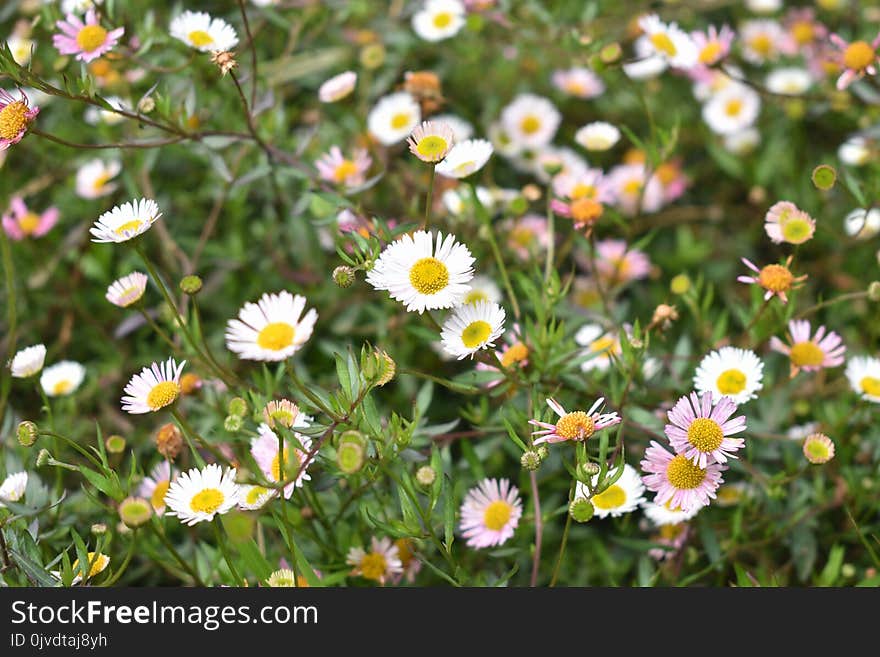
<box><xmin>435</xmin><ymin>139</ymin><xmax>493</xmax><ymax>179</ymax></box>
<box><xmin>0</xmin><ymin>89</ymin><xmax>39</xmax><ymax>150</ymax></box>
<box><xmin>738</xmin><ymin>256</ymin><xmax>806</xmax><ymax>304</ymax></box>
<box><xmin>169</xmin><ymin>11</ymin><xmax>239</xmax><ymax>52</ymax></box>
<box><xmin>694</xmin><ymin>347</ymin><xmax>764</xmax><ymax>404</ymax></box>
<box><xmin>0</xmin><ymin>471</ymin><xmax>27</xmax><ymax>506</ymax></box>
<box><xmin>10</xmin><ymin>344</ymin><xmax>46</xmax><ymax>378</ymax></box>
<box><xmin>829</xmin><ymin>31</ymin><xmax>880</xmax><ymax>90</ymax></box>
<box><xmin>412</xmin><ymin>0</ymin><xmax>466</xmax><ymax>42</ymax></box>
<box><xmin>637</xmin><ymin>14</ymin><xmax>699</xmax><ymax>69</ymax></box>
<box><xmin>552</xmin><ymin>67</ymin><xmax>605</xmax><ymax>99</ymax></box>
<box><xmin>138</xmin><ymin>461</ymin><xmax>174</xmax><ymax>515</ymax></box>
<box><xmin>90</xmin><ymin>198</ymin><xmax>161</xmax><ymax>243</ymax></box>
<box><xmin>500</xmin><ymin>94</ymin><xmax>561</xmax><ymax>149</ymax></box>
<box><xmin>225</xmin><ymin>291</ymin><xmax>318</xmax><ymax>361</ymax></box>
<box><xmin>53</xmin><ymin>9</ymin><xmax>124</xmax><ymax>63</ymax></box>
<box><xmin>440</xmin><ymin>300</ymin><xmax>506</xmax><ymax>359</ymax></box>
<box><xmin>251</xmin><ymin>422</ymin><xmax>314</xmax><ymax>499</ymax></box>
<box><xmin>2</xmin><ymin>196</ymin><xmax>57</xmax><ymax>240</ymax></box>
<box><xmin>576</xmin><ymin>464</ymin><xmax>646</xmax><ymax>519</ymax></box>
<box><xmin>121</xmin><ymin>358</ymin><xmax>185</xmax><ymax>414</ymax></box>
<box><xmin>407</xmin><ymin>120</ymin><xmax>455</xmax><ymax>163</ymax></box>
<box><xmin>76</xmin><ymin>159</ymin><xmax>120</xmax><ymax>199</ymax></box>
<box><xmin>641</xmin><ymin>441</ymin><xmax>726</xmax><ymax>513</ymax></box>
<box><xmin>665</xmin><ymin>391</ymin><xmax>747</xmax><ymax>467</ymax></box>
<box><xmin>530</xmin><ymin>397</ymin><xmax>622</xmax><ymax>445</ymax></box>
<box><xmin>845</xmin><ymin>356</ymin><xmax>880</xmax><ymax>403</ymax></box>
<box><xmin>366</xmin><ymin>230</ymin><xmax>474</xmax><ymax>313</ymax></box>
<box><xmin>764</xmin><ymin>201</ymin><xmax>815</xmax><ymax>245</ymax></box>
<box><xmin>165</xmin><ymin>464</ymin><xmax>241</xmax><ymax>526</ymax></box>
<box><xmin>318</xmin><ymin>71</ymin><xmax>357</xmax><ymax>103</ymax></box>
<box><xmin>367</xmin><ymin>92</ymin><xmax>421</xmax><ymax>146</ymax></box>
<box><xmin>347</xmin><ymin>537</ymin><xmax>403</xmax><ymax>584</ymax></box>
<box><xmin>315</xmin><ymin>146</ymin><xmax>372</xmax><ymax>187</ymax></box>
<box><xmin>459</xmin><ymin>478</ymin><xmax>523</xmax><ymax>548</ymax></box>
<box><xmin>105</xmin><ymin>272</ymin><xmax>148</xmax><ymax>308</ymax></box>
<box><xmin>770</xmin><ymin>320</ymin><xmax>846</xmax><ymax>377</ymax></box>
<box><xmin>40</xmin><ymin>361</ymin><xmax>85</xmax><ymax>397</ymax></box>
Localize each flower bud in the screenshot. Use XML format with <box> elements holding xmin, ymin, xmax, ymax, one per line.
<box><xmin>119</xmin><ymin>496</ymin><xmax>153</xmax><ymax>528</ymax></box>
<box><xmin>670</xmin><ymin>274</ymin><xmax>691</xmax><ymax>295</ymax></box>
<box><xmin>263</xmin><ymin>399</ymin><xmax>299</xmax><ymax>429</ymax></box>
<box><xmin>536</xmin><ymin>445</ymin><xmax>549</xmax><ymax>461</ymax></box>
<box><xmin>224</xmin><ymin>415</ymin><xmax>243</xmax><ymax>432</ymax></box>
<box><xmin>180</xmin><ymin>373</ymin><xmax>201</xmax><ymax>394</ymax></box>
<box><xmin>91</xmin><ymin>523</ymin><xmax>107</xmax><ymax>536</ymax></box>
<box><xmin>811</xmin><ymin>164</ymin><xmax>836</xmax><ymax>191</ymax></box>
<box><xmin>179</xmin><ymin>275</ymin><xmax>203</xmax><ymax>295</ymax></box>
<box><xmin>17</xmin><ymin>420</ymin><xmax>38</xmax><ymax>447</ymax></box>
<box><xmin>520</xmin><ymin>450</ymin><xmax>541</xmax><ymax>471</ymax></box>
<box><xmin>105</xmin><ymin>434</ymin><xmax>126</xmax><ymax>454</ymax></box>
<box><xmin>36</xmin><ymin>448</ymin><xmax>51</xmax><ymax>467</ymax></box>
<box><xmin>868</xmin><ymin>281</ymin><xmax>880</xmax><ymax>302</ymax></box>
<box><xmin>415</xmin><ymin>465</ymin><xmax>436</xmax><ymax>487</ymax></box>
<box><xmin>375</xmin><ymin>349</ymin><xmax>396</xmax><ymax>386</ymax></box>
<box><xmin>155</xmin><ymin>423</ymin><xmax>183</xmax><ymax>461</ymax></box>
<box><xmin>578</xmin><ymin>462</ymin><xmax>600</xmax><ymax>480</ymax></box>
<box><xmin>337</xmin><ymin>441</ymin><xmax>365</xmax><ymax>474</ymax></box>
<box><xmin>332</xmin><ymin>265</ymin><xmax>356</xmax><ymax>288</ymax></box>
<box><xmin>569</xmin><ymin>498</ymin><xmax>594</xmax><ymax>523</ymax></box>
<box><xmin>137</xmin><ymin>96</ymin><xmax>155</xmax><ymax>114</ymax></box>
<box><xmin>228</xmin><ymin>397</ymin><xmax>248</xmax><ymax>418</ymax></box>
<box><xmin>600</xmin><ymin>42</ymin><xmax>622</xmax><ymax>63</ymax></box>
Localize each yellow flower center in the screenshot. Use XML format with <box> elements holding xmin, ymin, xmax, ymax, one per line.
<box><xmin>464</xmin><ymin>289</ymin><xmax>488</xmax><ymax>304</ymax></box>
<box><xmin>72</xmin><ymin>553</ymin><xmax>108</xmax><ymax>579</ymax></box>
<box><xmin>716</xmin><ymin>368</ymin><xmax>746</xmax><ymax>395</ymax></box>
<box><xmin>555</xmin><ymin>411</ymin><xmax>595</xmax><ymax>441</ymax></box>
<box><xmin>699</xmin><ymin>41</ymin><xmax>723</xmax><ymax>64</ymax></box>
<box><xmin>151</xmin><ymin>480</ymin><xmax>170</xmax><ymax>510</ymax></box>
<box><xmin>686</xmin><ymin>417</ymin><xmax>724</xmax><ymax>453</ymax></box>
<box><xmin>520</xmin><ymin>115</ymin><xmax>541</xmax><ymax>135</ymax></box>
<box><xmin>271</xmin><ymin>447</ymin><xmax>301</xmax><ymax>481</ymax></box>
<box><xmin>92</xmin><ymin>172</ymin><xmax>112</xmax><ymax>193</ymax></box>
<box><xmin>716</xmin><ymin>485</ymin><xmax>743</xmax><ymax>505</ymax></box>
<box><xmin>510</xmin><ymin>226</ymin><xmax>534</xmax><ymax>248</ymax></box>
<box><xmin>359</xmin><ymin>552</ymin><xmax>387</xmax><ymax>581</ymax></box>
<box><xmin>666</xmin><ymin>454</ymin><xmax>707</xmax><ymax>489</ymax></box>
<box><xmin>146</xmin><ymin>381</ymin><xmax>180</xmax><ymax>410</ymax></box>
<box><xmin>257</xmin><ymin>322</ymin><xmax>296</xmax><ymax>351</ymax></box>
<box><xmin>590</xmin><ymin>335</ymin><xmax>617</xmax><ymax>354</ymax></box>
<box><xmin>649</xmin><ymin>32</ymin><xmax>677</xmax><ymax>57</ymax></box>
<box><xmin>52</xmin><ymin>379</ymin><xmax>73</xmax><ymax>395</ymax></box>
<box><xmin>804</xmin><ymin>438</ymin><xmax>831</xmax><ymax>463</ymax></box>
<box><xmin>390</xmin><ymin>112</ymin><xmax>411</xmax><ymax>130</ymax></box>
<box><xmin>500</xmin><ymin>342</ymin><xmax>529</xmax><ymax>368</ymax></box>
<box><xmin>659</xmin><ymin>523</ymin><xmax>685</xmax><ymax>540</ymax></box>
<box><xmin>758</xmin><ymin>264</ymin><xmax>793</xmax><ymax>292</ymax></box>
<box><xmin>564</xmin><ymin>80</ymin><xmax>586</xmax><ymax>96</ymax></box>
<box><xmin>591</xmin><ymin>484</ymin><xmax>626</xmax><ymax>510</ymax></box>
<box><xmin>483</xmin><ymin>500</ymin><xmax>512</xmax><ymax>531</ymax></box>
<box><xmin>655</xmin><ymin>162</ymin><xmax>678</xmax><ymax>185</ymax></box>
<box><xmin>433</xmin><ymin>12</ymin><xmax>453</xmax><ymax>29</ymax></box>
<box><xmin>461</xmin><ymin>320</ymin><xmax>492</xmax><ymax>348</ymax></box>
<box><xmin>0</xmin><ymin>100</ymin><xmax>29</xmax><ymax>141</ymax></box>
<box><xmin>333</xmin><ymin>159</ymin><xmax>358</xmax><ymax>182</ymax></box>
<box><xmin>189</xmin><ymin>488</ymin><xmax>224</xmax><ymax>514</ymax></box>
<box><xmin>571</xmin><ymin>183</ymin><xmax>597</xmax><ymax>200</ymax></box>
<box><xmin>246</xmin><ymin>486</ymin><xmax>270</xmax><ymax>505</ymax></box>
<box><xmin>571</xmin><ymin>198</ymin><xmax>603</xmax><ymax>224</ymax></box>
<box><xmin>623</xmin><ymin>178</ymin><xmax>642</xmax><ymax>196</ymax></box>
<box><xmin>789</xmin><ymin>341</ymin><xmax>825</xmax><ymax>367</ymax></box>
<box><xmin>19</xmin><ymin>212</ymin><xmax>41</xmax><ymax>235</ymax></box>
<box><xmin>416</xmin><ymin>135</ymin><xmax>449</xmax><ymax>159</ymax></box>
<box><xmin>395</xmin><ymin>538</ymin><xmax>414</xmax><ymax>567</ymax></box>
<box><xmin>725</xmin><ymin>99</ymin><xmax>743</xmax><ymax>117</ymax></box>
<box><xmin>188</xmin><ymin>30</ymin><xmax>215</xmax><ymax>48</ymax></box>
<box><xmin>791</xmin><ymin>22</ymin><xmax>814</xmax><ymax>45</ymax></box>
<box><xmin>76</xmin><ymin>24</ymin><xmax>108</xmax><ymax>52</ymax></box>
<box><xmin>114</xmin><ymin>219</ymin><xmax>144</xmax><ymax>236</ymax></box>
<box><xmin>117</xmin><ymin>286</ymin><xmax>142</xmax><ymax>307</ymax></box>
<box><xmin>749</xmin><ymin>34</ymin><xmax>773</xmax><ymax>57</ymax></box>
<box><xmin>843</xmin><ymin>41</ymin><xmax>875</xmax><ymax>71</ymax></box>
<box><xmin>860</xmin><ymin>376</ymin><xmax>880</xmax><ymax>397</ymax></box>
<box><xmin>409</xmin><ymin>257</ymin><xmax>449</xmax><ymax>294</ymax></box>
<box><xmin>781</xmin><ymin>217</ymin><xmax>812</xmax><ymax>243</ymax></box>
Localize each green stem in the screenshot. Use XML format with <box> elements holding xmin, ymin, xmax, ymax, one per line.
<box><xmin>544</xmin><ymin>198</ymin><xmax>555</xmax><ymax>286</ymax></box>
<box><xmin>151</xmin><ymin>523</ymin><xmax>204</xmax><ymax>585</ymax></box>
<box><xmin>422</xmin><ymin>165</ymin><xmax>436</xmax><ymax>229</ymax></box>
<box><xmin>0</xmin><ymin>228</ymin><xmax>17</xmax><ymax>429</ymax></box>
<box><xmin>170</xmin><ymin>409</ymin><xmax>207</xmax><ymax>468</ymax></box>
<box><xmin>101</xmin><ymin>530</ymin><xmax>138</xmax><ymax>586</ymax></box>
<box><xmin>138</xmin><ymin>307</ymin><xmax>182</xmax><ymax>353</ymax></box>
<box><xmin>214</xmin><ymin>519</ymin><xmax>243</xmax><ymax>585</ymax></box>
<box><xmin>795</xmin><ymin>290</ymin><xmax>869</xmax><ymax>320</ymax></box>
<box><xmin>471</xmin><ymin>185</ymin><xmax>521</xmax><ymax>320</ymax></box>
<box><xmin>549</xmin><ymin>483</ymin><xmax>575</xmax><ymax>587</ymax></box>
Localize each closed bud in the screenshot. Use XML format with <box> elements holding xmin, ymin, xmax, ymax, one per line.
<box><xmin>868</xmin><ymin>281</ymin><xmax>880</xmax><ymax>302</ymax></box>
<box><xmin>670</xmin><ymin>274</ymin><xmax>691</xmax><ymax>295</ymax></box>
<box><xmin>578</xmin><ymin>462</ymin><xmax>600</xmax><ymax>479</ymax></box>
<box><xmin>337</xmin><ymin>441</ymin><xmax>365</xmax><ymax>474</ymax></box>
<box><xmin>105</xmin><ymin>434</ymin><xmax>126</xmax><ymax>454</ymax></box>
<box><xmin>375</xmin><ymin>349</ymin><xmax>396</xmax><ymax>386</ymax></box>
<box><xmin>508</xmin><ymin>195</ymin><xmax>529</xmax><ymax>216</ymax></box>
<box><xmin>137</xmin><ymin>96</ymin><xmax>155</xmax><ymax>114</ymax></box>
<box><xmin>333</xmin><ymin>265</ymin><xmax>356</xmax><ymax>288</ymax></box>
<box><xmin>36</xmin><ymin>448</ymin><xmax>51</xmax><ymax>467</ymax></box>
<box><xmin>17</xmin><ymin>420</ymin><xmax>38</xmax><ymax>446</ymax></box>
<box><xmin>536</xmin><ymin>445</ymin><xmax>549</xmax><ymax>461</ymax></box>
<box><xmin>155</xmin><ymin>423</ymin><xmax>183</xmax><ymax>461</ymax></box>
<box><xmin>91</xmin><ymin>523</ymin><xmax>107</xmax><ymax>536</ymax></box>
<box><xmin>228</xmin><ymin>397</ymin><xmax>248</xmax><ymax>417</ymax></box>
<box><xmin>179</xmin><ymin>275</ymin><xmax>203</xmax><ymax>295</ymax></box>
<box><xmin>360</xmin><ymin>43</ymin><xmax>385</xmax><ymax>70</ymax></box>
<box><xmin>415</xmin><ymin>465</ymin><xmax>436</xmax><ymax>487</ymax></box>
<box><xmin>224</xmin><ymin>415</ymin><xmax>243</xmax><ymax>432</ymax></box>
<box><xmin>600</xmin><ymin>42</ymin><xmax>622</xmax><ymax>63</ymax></box>
<box><xmin>119</xmin><ymin>496</ymin><xmax>153</xmax><ymax>528</ymax></box>
<box><xmin>520</xmin><ymin>450</ymin><xmax>541</xmax><ymax>471</ymax></box>
<box><xmin>569</xmin><ymin>498</ymin><xmax>594</xmax><ymax>523</ymax></box>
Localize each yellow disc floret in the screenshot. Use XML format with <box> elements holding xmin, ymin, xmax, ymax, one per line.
<box><xmin>666</xmin><ymin>454</ymin><xmax>707</xmax><ymax>489</ymax></box>
<box><xmin>409</xmin><ymin>257</ymin><xmax>449</xmax><ymax>295</ymax></box>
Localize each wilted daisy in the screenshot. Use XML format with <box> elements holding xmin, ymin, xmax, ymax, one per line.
<box><xmin>1</xmin><ymin>196</ymin><xmax>57</xmax><ymax>240</ymax></box>
<box><xmin>530</xmin><ymin>397</ymin><xmax>622</xmax><ymax>445</ymax></box>
<box><xmin>0</xmin><ymin>471</ymin><xmax>27</xmax><ymax>506</ymax></box>
<box><xmin>75</xmin><ymin>159</ymin><xmax>120</xmax><ymax>199</ymax></box>
<box><xmin>641</xmin><ymin>441</ymin><xmax>726</xmax><ymax>513</ymax></box>
<box><xmin>53</xmin><ymin>9</ymin><xmax>124</xmax><ymax>63</ymax></box>
<box><xmin>845</xmin><ymin>355</ymin><xmax>880</xmax><ymax>403</ymax></box>
<box><xmin>55</xmin><ymin>552</ymin><xmax>110</xmax><ymax>585</ymax></box>
<box><xmin>764</xmin><ymin>201</ymin><xmax>815</xmax><ymax>245</ymax></box>
<box><xmin>105</xmin><ymin>272</ymin><xmax>148</xmax><ymax>308</ymax></box>
<box><xmin>702</xmin><ymin>84</ymin><xmax>761</xmax><ymax>135</ymax></box>
<box><xmin>0</xmin><ymin>88</ymin><xmax>39</xmax><ymax>150</ymax></box>
<box><xmin>251</xmin><ymin>421</ymin><xmax>314</xmax><ymax>499</ymax></box>
<box><xmin>844</xmin><ymin>208</ymin><xmax>880</xmax><ymax>239</ymax></box>
<box><xmin>347</xmin><ymin>537</ymin><xmax>403</xmax><ymax>584</ymax></box>
<box><xmin>459</xmin><ymin>478</ymin><xmax>522</xmax><ymax>548</ymax></box>
<box><xmin>665</xmin><ymin>391</ymin><xmax>747</xmax><ymax>467</ymax></box>
<box><xmin>642</xmin><ymin>500</ymin><xmax>700</xmax><ymax>526</ymax></box>
<box><xmin>238</xmin><ymin>484</ymin><xmax>277</xmax><ymax>511</ymax></box>
<box><xmin>10</xmin><ymin>344</ymin><xmax>46</xmax><ymax>378</ymax></box>
<box><xmin>592</xmin><ymin>239</ymin><xmax>651</xmax><ymax>286</ymax></box>
<box><xmin>435</xmin><ymin>139</ymin><xmax>493</xmax><ymax>179</ymax></box>
<box><xmin>575</xmin><ymin>122</ymin><xmax>620</xmax><ymax>152</ymax></box>
<box><xmin>315</xmin><ymin>146</ymin><xmax>372</xmax><ymax>187</ymax></box>
<box><xmin>770</xmin><ymin>319</ymin><xmax>846</xmax><ymax>377</ymax></box>
<box><xmin>637</xmin><ymin>14</ymin><xmax>699</xmax><ymax>69</ymax></box>
<box><xmin>552</xmin><ymin>67</ymin><xmax>605</xmax><ymax>99</ymax></box>
<box><xmin>165</xmin><ymin>464</ymin><xmax>241</xmax><ymax>526</ymax></box>
<box><xmin>740</xmin><ymin>19</ymin><xmax>792</xmax><ymax>64</ymax></box>
<box><xmin>169</xmin><ymin>10</ymin><xmax>239</xmax><ymax>52</ymax></box>
<box><xmin>121</xmin><ymin>358</ymin><xmax>185</xmax><ymax>414</ymax></box>
<box><xmin>803</xmin><ymin>433</ymin><xmax>835</xmax><ymax>465</ymax></box>
<box><xmin>576</xmin><ymin>464</ymin><xmax>645</xmax><ymax>519</ymax></box>
<box><xmin>765</xmin><ymin>68</ymin><xmax>813</xmax><ymax>95</ymax></box>
<box><xmin>40</xmin><ymin>361</ymin><xmax>86</xmax><ymax>397</ymax></box>
<box><xmin>440</xmin><ymin>300</ymin><xmax>506</xmax><ymax>359</ymax></box>
<box><xmin>366</xmin><ymin>230</ymin><xmax>474</xmax><ymax>313</ymax></box>
<box><xmin>500</xmin><ymin>94</ymin><xmax>561</xmax><ymax>149</ymax></box>
<box><xmin>607</xmin><ymin>163</ymin><xmax>664</xmax><ymax>215</ymax></box>
<box><xmin>138</xmin><ymin>461</ymin><xmax>174</xmax><ymax>515</ymax></box>
<box><xmin>694</xmin><ymin>347</ymin><xmax>764</xmax><ymax>404</ymax></box>
<box><xmin>829</xmin><ymin>31</ymin><xmax>880</xmax><ymax>90</ymax></box>
<box><xmin>407</xmin><ymin>120</ymin><xmax>455</xmax><ymax>163</ymax></box>
<box><xmin>738</xmin><ymin>256</ymin><xmax>806</xmax><ymax>304</ymax></box>
<box><xmin>225</xmin><ymin>291</ymin><xmax>318</xmax><ymax>361</ymax></box>
<box><xmin>575</xmin><ymin>323</ymin><xmax>620</xmax><ymax>372</ymax></box>
<box><xmin>367</xmin><ymin>92</ymin><xmax>421</xmax><ymax>146</ymax></box>
<box><xmin>90</xmin><ymin>198</ymin><xmax>162</xmax><ymax>244</ymax></box>
<box><xmin>318</xmin><ymin>71</ymin><xmax>357</xmax><ymax>103</ymax></box>
<box><xmin>412</xmin><ymin>0</ymin><xmax>466</xmax><ymax>42</ymax></box>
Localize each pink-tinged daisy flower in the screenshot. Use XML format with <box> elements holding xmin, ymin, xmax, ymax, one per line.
<box><xmin>315</xmin><ymin>146</ymin><xmax>372</xmax><ymax>188</ymax></box>
<box><xmin>829</xmin><ymin>30</ymin><xmax>880</xmax><ymax>90</ymax></box>
<box><xmin>2</xmin><ymin>196</ymin><xmax>58</xmax><ymax>240</ymax></box>
<box><xmin>529</xmin><ymin>397</ymin><xmax>621</xmax><ymax>445</ymax></box>
<box><xmin>691</xmin><ymin>24</ymin><xmax>735</xmax><ymax>68</ymax></box>
<box><xmin>594</xmin><ymin>239</ymin><xmax>651</xmax><ymax>286</ymax></box>
<box><xmin>138</xmin><ymin>461</ymin><xmax>175</xmax><ymax>515</ymax></box>
<box><xmin>503</xmin><ymin>214</ymin><xmax>548</xmax><ymax>259</ymax></box>
<box><xmin>53</xmin><ymin>10</ymin><xmax>124</xmax><ymax>63</ymax></box>
<box><xmin>250</xmin><ymin>421</ymin><xmax>314</xmax><ymax>499</ymax></box>
<box><xmin>803</xmin><ymin>432</ymin><xmax>835</xmax><ymax>464</ymax></box>
<box><xmin>459</xmin><ymin>478</ymin><xmax>523</xmax><ymax>549</ymax></box>
<box><xmin>120</xmin><ymin>358</ymin><xmax>186</xmax><ymax>414</ymax></box>
<box><xmin>318</xmin><ymin>71</ymin><xmax>357</xmax><ymax>103</ymax></box>
<box><xmin>347</xmin><ymin>537</ymin><xmax>403</xmax><ymax>584</ymax></box>
<box><xmin>648</xmin><ymin>522</ymin><xmax>690</xmax><ymax>561</ymax></box>
<box><xmin>407</xmin><ymin>120</ymin><xmax>455</xmax><ymax>163</ymax></box>
<box><xmin>654</xmin><ymin>160</ymin><xmax>689</xmax><ymax>204</ymax></box>
<box><xmin>641</xmin><ymin>441</ymin><xmax>726</xmax><ymax>513</ymax></box>
<box><xmin>607</xmin><ymin>163</ymin><xmax>664</xmax><ymax>216</ymax></box>
<box><xmin>0</xmin><ymin>89</ymin><xmax>39</xmax><ymax>150</ymax></box>
<box><xmin>770</xmin><ymin>320</ymin><xmax>846</xmax><ymax>377</ymax></box>
<box><xmin>664</xmin><ymin>391</ymin><xmax>747</xmax><ymax>468</ymax></box>
<box><xmin>764</xmin><ymin>201</ymin><xmax>816</xmax><ymax>245</ymax></box>
<box><xmin>738</xmin><ymin>256</ymin><xmax>806</xmax><ymax>304</ymax></box>
<box><xmin>551</xmin><ymin>67</ymin><xmax>605</xmax><ymax>99</ymax></box>
<box><xmin>105</xmin><ymin>272</ymin><xmax>148</xmax><ymax>308</ymax></box>
<box><xmin>551</xmin><ymin>168</ymin><xmax>613</xmax><ymax>232</ymax></box>
<box><xmin>784</xmin><ymin>8</ymin><xmax>827</xmax><ymax>50</ymax></box>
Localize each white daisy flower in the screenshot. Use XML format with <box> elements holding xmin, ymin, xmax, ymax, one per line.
<box><xmin>786</xmin><ymin>421</ymin><xmax>819</xmax><ymax>442</ymax></box>
<box><xmin>53</xmin><ymin>552</ymin><xmax>110</xmax><ymax>585</ymax></box>
<box><xmin>40</xmin><ymin>361</ymin><xmax>85</xmax><ymax>397</ymax></box>
<box><xmin>105</xmin><ymin>272</ymin><xmax>148</xmax><ymax>308</ymax></box>
<box><xmin>347</xmin><ymin>537</ymin><xmax>403</xmax><ymax>583</ymax></box>
<box><xmin>121</xmin><ymin>358</ymin><xmax>185</xmax><ymax>414</ymax></box>
<box><xmin>441</xmin><ymin>185</ymin><xmax>493</xmax><ymax>216</ymax></box>
<box><xmin>462</xmin><ymin>275</ymin><xmax>502</xmax><ymax>305</ymax></box>
<box><xmin>702</xmin><ymin>84</ymin><xmax>761</xmax><ymax>135</ymax></box>
<box><xmin>164</xmin><ymin>464</ymin><xmax>241</xmax><ymax>526</ymax></box>
<box><xmin>845</xmin><ymin>355</ymin><xmax>880</xmax><ymax>403</ymax></box>
<box><xmin>838</xmin><ymin>136</ymin><xmax>871</xmax><ymax>167</ymax></box>
<box><xmin>746</xmin><ymin>0</ymin><xmax>782</xmax><ymax>12</ymax></box>
<box><xmin>250</xmin><ymin>421</ymin><xmax>314</xmax><ymax>498</ymax></box>
<box><xmin>10</xmin><ymin>344</ymin><xmax>46</xmax><ymax>378</ymax></box>
<box><xmin>500</xmin><ymin>94</ymin><xmax>561</xmax><ymax>149</ymax></box>
<box><xmin>169</xmin><ymin>11</ymin><xmax>239</xmax><ymax>52</ymax></box>
<box><xmin>575</xmin><ymin>323</ymin><xmax>621</xmax><ymax>372</ymax></box>
<box><xmin>318</xmin><ymin>71</ymin><xmax>357</xmax><ymax>103</ymax></box>
<box><xmin>642</xmin><ymin>501</ymin><xmax>700</xmax><ymax>526</ymax></box>
<box><xmin>75</xmin><ymin>159</ymin><xmax>120</xmax><ymax>199</ymax></box>
<box><xmin>740</xmin><ymin>19</ymin><xmax>788</xmax><ymax>65</ymax></box>
<box><xmin>576</xmin><ymin>464</ymin><xmax>645</xmax><ymax>519</ymax></box>
<box><xmin>238</xmin><ymin>484</ymin><xmax>278</xmax><ymax>510</ymax></box>
<box><xmin>225</xmin><ymin>291</ymin><xmax>318</xmax><ymax>361</ymax></box>
<box><xmin>90</xmin><ymin>198</ymin><xmax>162</xmax><ymax>244</ymax></box>
<box><xmin>552</xmin><ymin>66</ymin><xmax>605</xmax><ymax>99</ymax></box>
<box><xmin>366</xmin><ymin>230</ymin><xmax>474</xmax><ymax>313</ymax></box>
<box><xmin>623</xmin><ymin>38</ymin><xmax>668</xmax><ymax>80</ymax></box>
<box><xmin>765</xmin><ymin>68</ymin><xmax>812</xmax><ymax>96</ymax></box>
<box><xmin>407</xmin><ymin>120</ymin><xmax>455</xmax><ymax>162</ymax></box>
<box><xmin>440</xmin><ymin>300</ymin><xmax>506</xmax><ymax>359</ymax></box>
<box><xmin>844</xmin><ymin>207</ymin><xmax>880</xmax><ymax>239</ymax></box>
<box><xmin>575</xmin><ymin>121</ymin><xmax>621</xmax><ymax>151</ymax></box>
<box><xmin>693</xmin><ymin>346</ymin><xmax>764</xmax><ymax>404</ymax></box>
<box><xmin>138</xmin><ymin>461</ymin><xmax>174</xmax><ymax>515</ymax></box>
<box><xmin>367</xmin><ymin>92</ymin><xmax>421</xmax><ymax>146</ymax></box>
<box><xmin>0</xmin><ymin>471</ymin><xmax>27</xmax><ymax>506</ymax></box>
<box><xmin>435</xmin><ymin>139</ymin><xmax>493</xmax><ymax>178</ymax></box>
<box><xmin>412</xmin><ymin>0</ymin><xmax>466</xmax><ymax>42</ymax></box>
<box><xmin>637</xmin><ymin>14</ymin><xmax>699</xmax><ymax>69</ymax></box>
<box><xmin>431</xmin><ymin>113</ymin><xmax>473</xmax><ymax>141</ymax></box>
<box><xmin>7</xmin><ymin>35</ymin><xmax>35</xmax><ymax>66</ymax></box>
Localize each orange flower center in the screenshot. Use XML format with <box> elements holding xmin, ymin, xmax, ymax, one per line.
<box><xmin>555</xmin><ymin>411</ymin><xmax>595</xmax><ymax>441</ymax></box>
<box><xmin>0</xmin><ymin>100</ymin><xmax>30</xmax><ymax>141</ymax></box>
<box><xmin>758</xmin><ymin>264</ymin><xmax>793</xmax><ymax>292</ymax></box>
<box><xmin>843</xmin><ymin>41</ymin><xmax>875</xmax><ymax>71</ymax></box>
<box><xmin>76</xmin><ymin>25</ymin><xmax>108</xmax><ymax>52</ymax></box>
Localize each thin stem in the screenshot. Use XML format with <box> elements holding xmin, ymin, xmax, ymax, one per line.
<box><xmin>0</xmin><ymin>228</ymin><xmax>17</xmax><ymax>430</ymax></box>
<box><xmin>472</xmin><ymin>185</ymin><xmax>521</xmax><ymax>319</ymax></box>
<box><xmin>544</xmin><ymin>198</ymin><xmax>555</xmax><ymax>286</ymax></box>
<box><xmin>795</xmin><ymin>290</ymin><xmax>869</xmax><ymax>320</ymax></box>
<box><xmin>137</xmin><ymin>307</ymin><xmax>180</xmax><ymax>353</ymax></box>
<box><xmin>422</xmin><ymin>165</ymin><xmax>436</xmax><ymax>229</ymax></box>
<box><xmin>550</xmin><ymin>482</ymin><xmax>575</xmax><ymax>587</ymax></box>
<box><xmin>214</xmin><ymin>519</ymin><xmax>243</xmax><ymax>585</ymax></box>
<box><xmin>151</xmin><ymin>523</ymin><xmax>204</xmax><ymax>585</ymax></box>
<box><xmin>170</xmin><ymin>409</ymin><xmax>207</xmax><ymax>468</ymax></box>
<box><xmin>31</xmin><ymin>127</ymin><xmax>186</xmax><ymax>150</ymax></box>
<box><xmin>236</xmin><ymin>0</ymin><xmax>259</xmax><ymax>108</ymax></box>
<box><xmin>529</xmin><ymin>470</ymin><xmax>543</xmax><ymax>587</ymax></box>
<box><xmin>101</xmin><ymin>530</ymin><xmax>138</xmax><ymax>586</ymax></box>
